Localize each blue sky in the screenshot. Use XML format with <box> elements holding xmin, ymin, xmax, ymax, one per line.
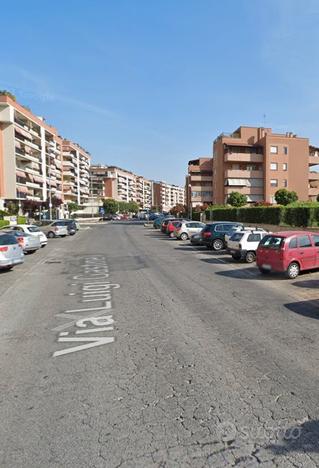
<box><xmin>1</xmin><ymin>0</ymin><xmax>319</xmax><ymax>185</ymax></box>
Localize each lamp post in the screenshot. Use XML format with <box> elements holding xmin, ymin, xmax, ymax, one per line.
<box><xmin>188</xmin><ymin>184</ymin><xmax>192</xmax><ymax>220</ymax></box>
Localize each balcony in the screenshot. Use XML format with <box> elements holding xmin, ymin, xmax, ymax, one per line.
<box><xmin>190</xmin><ymin>175</ymin><xmax>213</xmax><ymax>182</ymax></box>
<box><xmin>225</xmin><ymin>186</ymin><xmax>264</xmax><ymax>195</ymax></box>
<box><xmin>224</xmin><ymin>152</ymin><xmax>263</xmax><ymax>163</ymax></box>
<box><xmin>309</xmin><ymin>172</ymin><xmax>319</xmax><ymax>181</ymax></box>
<box><xmin>309</xmin><ymin>187</ymin><xmax>319</xmax><ymax>197</ymax></box>
<box><xmin>224</xmin><ymin>169</ymin><xmax>263</xmax><ymax>178</ymax></box>
<box><xmin>309</xmin><ymin>155</ymin><xmax>319</xmax><ymax>167</ymax></box>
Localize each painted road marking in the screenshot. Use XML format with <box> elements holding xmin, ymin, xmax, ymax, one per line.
<box><xmin>52</xmin><ymin>256</ymin><xmax>119</xmax><ymax>357</ymax></box>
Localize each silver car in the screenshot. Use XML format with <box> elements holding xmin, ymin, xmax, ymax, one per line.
<box><xmin>174</xmin><ymin>221</ymin><xmax>206</xmax><ymax>240</ymax></box>
<box><xmin>4</xmin><ymin>224</ymin><xmax>48</xmax><ymax>247</ymax></box>
<box><xmin>2</xmin><ymin>230</ymin><xmax>41</xmax><ymax>253</ymax></box>
<box><xmin>0</xmin><ymin>233</ymin><xmax>24</xmax><ymax>270</ymax></box>
<box><xmin>39</xmin><ymin>221</ymin><xmax>68</xmax><ymax>238</ymax></box>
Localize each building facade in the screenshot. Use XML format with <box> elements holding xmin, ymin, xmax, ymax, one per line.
<box><xmin>89</xmin><ymin>165</ymin><xmax>153</xmax><ymax>209</ymax></box>
<box><xmin>153</xmin><ymin>181</ymin><xmax>185</xmax><ymax>212</ymax></box>
<box><xmin>62</xmin><ymin>140</ymin><xmax>90</xmax><ymax>205</ymax></box>
<box><xmin>0</xmin><ymin>95</ymin><xmax>64</xmax><ymax>211</ymax></box>
<box><xmin>213</xmin><ymin>126</ymin><xmax>317</xmax><ymax>204</ymax></box>
<box><xmin>186</xmin><ymin>157</ymin><xmax>213</xmax><ymax>209</ymax></box>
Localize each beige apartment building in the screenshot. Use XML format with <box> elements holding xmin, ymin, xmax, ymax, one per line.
<box><xmin>186</xmin><ymin>157</ymin><xmax>213</xmax><ymax>209</ymax></box>
<box><xmin>62</xmin><ymin>140</ymin><xmax>90</xmax><ymax>205</ymax></box>
<box><xmin>213</xmin><ymin>126</ymin><xmax>319</xmax><ymax>204</ymax></box>
<box><xmin>89</xmin><ymin>165</ymin><xmax>153</xmax><ymax>209</ymax></box>
<box><xmin>0</xmin><ymin>95</ymin><xmax>64</xmax><ymax>211</ymax></box>
<box><xmin>153</xmin><ymin>181</ymin><xmax>185</xmax><ymax>212</ymax></box>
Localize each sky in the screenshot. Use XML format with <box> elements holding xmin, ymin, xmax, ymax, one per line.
<box><xmin>1</xmin><ymin>0</ymin><xmax>319</xmax><ymax>185</ymax></box>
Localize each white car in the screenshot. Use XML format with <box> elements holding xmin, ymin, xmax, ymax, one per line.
<box><xmin>0</xmin><ymin>232</ymin><xmax>24</xmax><ymax>270</ymax></box>
<box><xmin>225</xmin><ymin>226</ymin><xmax>268</xmax><ymax>246</ymax></box>
<box><xmin>5</xmin><ymin>224</ymin><xmax>48</xmax><ymax>247</ymax></box>
<box><xmin>174</xmin><ymin>221</ymin><xmax>206</xmax><ymax>240</ymax></box>
<box><xmin>227</xmin><ymin>230</ymin><xmax>271</xmax><ymax>263</ymax></box>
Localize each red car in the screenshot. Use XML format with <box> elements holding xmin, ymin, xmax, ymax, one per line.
<box><xmin>166</xmin><ymin>220</ymin><xmax>185</xmax><ymax>238</ymax></box>
<box><xmin>257</xmin><ymin>231</ymin><xmax>319</xmax><ymax>279</ymax></box>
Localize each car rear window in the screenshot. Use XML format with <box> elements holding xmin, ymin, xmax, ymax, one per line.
<box><xmin>230</xmin><ymin>232</ymin><xmax>244</xmax><ymax>241</ymax></box>
<box><xmin>312</xmin><ymin>234</ymin><xmax>319</xmax><ymax>247</ymax></box>
<box><xmin>259</xmin><ymin>235</ymin><xmax>284</xmax><ymax>249</ymax></box>
<box><xmin>0</xmin><ymin>234</ymin><xmax>18</xmax><ymax>245</ymax></box>
<box><xmin>289</xmin><ymin>237</ymin><xmax>298</xmax><ymax>249</ymax></box>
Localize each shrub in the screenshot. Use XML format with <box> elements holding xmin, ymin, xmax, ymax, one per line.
<box><xmin>274</xmin><ymin>189</ymin><xmax>298</xmax><ymax>206</ymax></box>
<box><xmin>192</xmin><ymin>212</ymin><xmax>201</xmax><ymax>221</ymax></box>
<box><xmin>17</xmin><ymin>216</ymin><xmax>27</xmax><ymax>224</ymax></box>
<box><xmin>0</xmin><ymin>220</ymin><xmax>9</xmax><ymax>228</ymax></box>
<box><xmin>227</xmin><ymin>191</ymin><xmax>247</xmax><ymax>207</ymax></box>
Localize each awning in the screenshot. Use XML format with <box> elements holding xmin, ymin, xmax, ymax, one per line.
<box><xmin>225</xmin><ymin>178</ymin><xmax>248</xmax><ymax>186</ymax></box>
<box><xmin>33</xmin><ymin>175</ymin><xmax>43</xmax><ymax>183</ymax></box>
<box><xmin>27</xmin><ymin>174</ymin><xmax>34</xmax><ymax>182</ymax></box>
<box><xmin>15</xmin><ymin>126</ymin><xmax>30</xmax><ymax>139</ymax></box>
<box><xmin>16</xmin><ymin>170</ymin><xmax>26</xmax><ymax>178</ymax></box>
<box><xmin>17</xmin><ymin>185</ymin><xmax>29</xmax><ymax>193</ymax></box>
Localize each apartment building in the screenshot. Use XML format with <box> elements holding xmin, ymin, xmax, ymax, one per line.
<box><xmin>62</xmin><ymin>140</ymin><xmax>90</xmax><ymax>205</ymax></box>
<box><xmin>153</xmin><ymin>181</ymin><xmax>185</xmax><ymax>212</ymax></box>
<box><xmin>186</xmin><ymin>157</ymin><xmax>213</xmax><ymax>209</ymax></box>
<box><xmin>89</xmin><ymin>165</ymin><xmax>153</xmax><ymax>209</ymax></box>
<box><xmin>213</xmin><ymin>126</ymin><xmax>317</xmax><ymax>204</ymax></box>
<box><xmin>0</xmin><ymin>95</ymin><xmax>64</xmax><ymax>210</ymax></box>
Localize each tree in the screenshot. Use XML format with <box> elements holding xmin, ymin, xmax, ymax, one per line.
<box><xmin>103</xmin><ymin>198</ymin><xmax>118</xmax><ymax>215</ymax></box>
<box><xmin>0</xmin><ymin>90</ymin><xmax>16</xmax><ymax>101</ymax></box>
<box><xmin>170</xmin><ymin>204</ymin><xmax>187</xmax><ymax>216</ymax></box>
<box><xmin>227</xmin><ymin>191</ymin><xmax>247</xmax><ymax>207</ymax></box>
<box><xmin>274</xmin><ymin>189</ymin><xmax>298</xmax><ymax>206</ymax></box>
<box><xmin>316</xmin><ymin>194</ymin><xmax>319</xmax><ymax>203</ymax></box>
<box><xmin>67</xmin><ymin>202</ymin><xmax>80</xmax><ymax>213</ymax></box>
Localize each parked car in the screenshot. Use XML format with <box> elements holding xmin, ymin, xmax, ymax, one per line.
<box><xmin>149</xmin><ymin>212</ymin><xmax>161</xmax><ymax>221</ymax></box>
<box><xmin>227</xmin><ymin>230</ymin><xmax>270</xmax><ymax>263</ymax></box>
<box><xmin>257</xmin><ymin>231</ymin><xmax>319</xmax><ymax>279</ymax></box>
<box><xmin>153</xmin><ymin>215</ymin><xmax>173</xmax><ymax>229</ymax></box>
<box><xmin>201</xmin><ymin>222</ymin><xmax>244</xmax><ymax>251</ymax></box>
<box><xmin>4</xmin><ymin>224</ymin><xmax>48</xmax><ymax>247</ymax></box>
<box><xmin>56</xmin><ymin>219</ymin><xmax>77</xmax><ymax>235</ymax></box>
<box><xmin>174</xmin><ymin>221</ymin><xmax>206</xmax><ymax>241</ymax></box>
<box><xmin>190</xmin><ymin>232</ymin><xmax>204</xmax><ymax>246</ymax></box>
<box><xmin>1</xmin><ymin>230</ymin><xmax>41</xmax><ymax>253</ymax></box>
<box><xmin>166</xmin><ymin>219</ymin><xmax>188</xmax><ymax>237</ymax></box>
<box><xmin>0</xmin><ymin>233</ymin><xmax>24</xmax><ymax>270</ymax></box>
<box><xmin>225</xmin><ymin>226</ymin><xmax>268</xmax><ymax>246</ymax></box>
<box><xmin>39</xmin><ymin>221</ymin><xmax>68</xmax><ymax>238</ymax></box>
<box><xmin>161</xmin><ymin>217</ymin><xmax>180</xmax><ymax>233</ymax></box>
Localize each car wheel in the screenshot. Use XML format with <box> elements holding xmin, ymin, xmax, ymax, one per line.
<box><xmin>245</xmin><ymin>251</ymin><xmax>256</xmax><ymax>263</ymax></box>
<box><xmin>47</xmin><ymin>231</ymin><xmax>55</xmax><ymax>238</ymax></box>
<box><xmin>259</xmin><ymin>267</ymin><xmax>270</xmax><ymax>275</ymax></box>
<box><xmin>169</xmin><ymin>232</ymin><xmax>175</xmax><ymax>238</ymax></box>
<box><xmin>232</xmin><ymin>253</ymin><xmax>241</xmax><ymax>261</ymax></box>
<box><xmin>180</xmin><ymin>232</ymin><xmax>188</xmax><ymax>241</ymax></box>
<box><xmin>286</xmin><ymin>262</ymin><xmax>300</xmax><ymax>279</ymax></box>
<box><xmin>212</xmin><ymin>239</ymin><xmax>224</xmax><ymax>251</ymax></box>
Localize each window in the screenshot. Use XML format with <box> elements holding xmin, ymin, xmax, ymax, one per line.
<box><xmin>214</xmin><ymin>225</ymin><xmax>224</xmax><ymax>232</ymax></box>
<box><xmin>231</xmin><ymin>232</ymin><xmax>244</xmax><ymax>241</ymax></box>
<box><xmin>283</xmin><ymin>179</ymin><xmax>288</xmax><ymax>187</ymax></box>
<box><xmin>270</xmin><ymin>179</ymin><xmax>278</xmax><ymax>187</ymax></box>
<box><xmin>283</xmin><ymin>163</ymin><xmax>288</xmax><ymax>171</ymax></box>
<box><xmin>283</xmin><ymin>146</ymin><xmax>288</xmax><ymax>155</ymax></box>
<box><xmin>312</xmin><ymin>235</ymin><xmax>319</xmax><ymax>247</ymax></box>
<box><xmin>247</xmin><ymin>233</ymin><xmax>261</xmax><ymax>242</ymax></box>
<box><xmin>270</xmin><ymin>146</ymin><xmax>278</xmax><ymax>154</ymax></box>
<box><xmin>298</xmin><ymin>235</ymin><xmax>312</xmax><ymax>248</ymax></box>
<box><xmin>289</xmin><ymin>238</ymin><xmax>297</xmax><ymax>249</ymax></box>
<box><xmin>270</xmin><ymin>163</ymin><xmax>278</xmax><ymax>170</ymax></box>
<box><xmin>259</xmin><ymin>235</ymin><xmax>284</xmax><ymax>249</ymax></box>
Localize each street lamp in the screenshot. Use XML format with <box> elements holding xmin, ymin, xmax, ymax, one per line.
<box><xmin>188</xmin><ymin>184</ymin><xmax>192</xmax><ymax>220</ymax></box>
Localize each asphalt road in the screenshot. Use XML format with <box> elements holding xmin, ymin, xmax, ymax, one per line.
<box><xmin>0</xmin><ymin>222</ymin><xmax>319</xmax><ymax>467</ymax></box>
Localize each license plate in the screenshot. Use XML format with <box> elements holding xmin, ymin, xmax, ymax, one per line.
<box><xmin>262</xmin><ymin>264</ymin><xmax>271</xmax><ymax>270</ymax></box>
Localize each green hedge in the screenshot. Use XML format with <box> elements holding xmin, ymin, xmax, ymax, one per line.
<box><xmin>203</xmin><ymin>205</ymin><xmax>319</xmax><ymax>227</ymax></box>
<box><xmin>0</xmin><ymin>220</ymin><xmax>9</xmax><ymax>228</ymax></box>
<box><xmin>17</xmin><ymin>216</ymin><xmax>27</xmax><ymax>224</ymax></box>
<box><xmin>191</xmin><ymin>212</ymin><xmax>201</xmax><ymax>221</ymax></box>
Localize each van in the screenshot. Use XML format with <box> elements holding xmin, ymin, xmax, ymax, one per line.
<box><xmin>256</xmin><ymin>231</ymin><xmax>319</xmax><ymax>279</ymax></box>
